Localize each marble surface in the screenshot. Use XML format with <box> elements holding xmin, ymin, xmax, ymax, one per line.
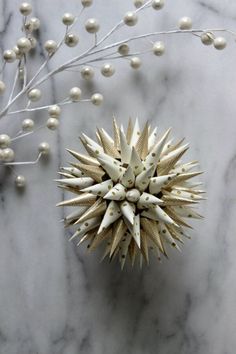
<box><xmin>0</xmin><ymin>0</ymin><xmax>236</xmax><ymax>353</ymax></box>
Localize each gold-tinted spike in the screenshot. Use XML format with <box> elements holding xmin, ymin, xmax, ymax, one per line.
<box><xmin>66</xmin><ymin>149</ymin><xmax>100</xmax><ymax>166</ymax></box>
<box><xmin>56</xmin><ymin>193</ymin><xmax>96</xmax><ymax>207</ymax></box>
<box><xmin>140</xmin><ymin>230</ymin><xmax>149</xmax><ymax>265</ymax></box>
<box><xmin>166</xmin><ymin>171</ymin><xmax>203</xmax><ymax>188</ymax></box>
<box><xmin>140</xmin><ymin>217</ymin><xmax>164</xmax><ymax>254</ymax></box>
<box><xmin>113</xmin><ymin>116</ymin><xmax>120</xmax><ymax>149</ymax></box>
<box><xmin>77</xmin><ymin>199</ymin><xmax>107</xmax><ymax>223</ymax></box>
<box><xmin>162</xmin><ymin>195</ymin><xmax>198</xmax><ymax>206</ymax></box>
<box><xmin>110</xmin><ymin>219</ymin><xmax>127</xmax><ymax>256</ymax></box>
<box><xmin>135</xmin><ymin>122</ymin><xmax>149</xmax><ymax>160</ymax></box>
<box><xmin>158</xmin><ymin>147</ymin><xmax>189</xmax><ymax>175</ymax></box>
<box><xmin>89</xmin><ymin>227</ymin><xmax>112</xmax><ymax>252</ymax></box>
<box><xmin>165</xmin><ymin>207</ymin><xmax>193</xmax><ymax>229</ymax></box>
<box><xmin>75</xmin><ymin>163</ymin><xmax>105</xmax><ymax>183</ymax></box>
<box><xmin>97</xmin><ymin>129</ymin><xmax>121</xmax><ymax>159</ymax></box>
<box><xmin>129</xmin><ymin>238</ymin><xmax>137</xmax><ymax>266</ymax></box>
<box><xmin>57</xmin><ymin>184</ymin><xmax>82</xmax><ymax>195</ymax></box>
<box><xmin>126</xmin><ymin>117</ymin><xmax>133</xmax><ymax>145</ymax></box>
<box><xmin>77</xmin><ymin>231</ymin><xmax>96</xmax><ymax>247</ymax></box>
<box><xmin>79</xmin><ymin>137</ymin><xmax>97</xmax><ymax>158</ymax></box>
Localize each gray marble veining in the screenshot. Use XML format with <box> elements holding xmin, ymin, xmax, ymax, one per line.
<box><xmin>0</xmin><ymin>0</ymin><xmax>236</xmax><ymax>353</ymax></box>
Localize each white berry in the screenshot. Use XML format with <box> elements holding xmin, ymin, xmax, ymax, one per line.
<box><xmin>17</xmin><ymin>37</ymin><xmax>31</xmax><ymax>53</ymax></box>
<box><xmin>214</xmin><ymin>37</ymin><xmax>227</xmax><ymax>50</ymax></box>
<box><xmin>134</xmin><ymin>0</ymin><xmax>144</xmax><ymax>8</ymax></box>
<box><xmin>3</xmin><ymin>49</ymin><xmax>16</xmax><ymax>63</ymax></box>
<box><xmin>91</xmin><ymin>93</ymin><xmax>103</xmax><ymax>106</ymax></box>
<box><xmin>0</xmin><ymin>80</ymin><xmax>6</xmax><ymax>94</ymax></box>
<box><xmin>81</xmin><ymin>0</ymin><xmax>93</xmax><ymax>7</ymax></box>
<box><xmin>27</xmin><ymin>88</ymin><xmax>41</xmax><ymax>102</ymax></box>
<box><xmin>69</xmin><ymin>87</ymin><xmax>82</xmax><ymax>102</ymax></box>
<box><xmin>101</xmin><ymin>63</ymin><xmax>115</xmax><ymax>77</ymax></box>
<box><xmin>152</xmin><ymin>0</ymin><xmax>165</xmax><ymax>10</ymax></box>
<box><xmin>62</xmin><ymin>13</ymin><xmax>75</xmax><ymax>26</ymax></box>
<box><xmin>15</xmin><ymin>175</ymin><xmax>26</xmax><ymax>188</ymax></box>
<box><xmin>47</xmin><ymin>117</ymin><xmax>59</xmax><ymax>130</ymax></box>
<box><xmin>130</xmin><ymin>57</ymin><xmax>142</xmax><ymax>69</ymax></box>
<box><xmin>38</xmin><ymin>142</ymin><xmax>50</xmax><ymax>155</ymax></box>
<box><xmin>30</xmin><ymin>17</ymin><xmax>40</xmax><ymax>30</ymax></box>
<box><xmin>65</xmin><ymin>33</ymin><xmax>79</xmax><ymax>47</ymax></box>
<box><xmin>22</xmin><ymin>118</ymin><xmax>34</xmax><ymax>132</ymax></box>
<box><xmin>81</xmin><ymin>66</ymin><xmax>94</xmax><ymax>80</ymax></box>
<box><xmin>118</xmin><ymin>43</ymin><xmax>130</xmax><ymax>56</ymax></box>
<box><xmin>124</xmin><ymin>11</ymin><xmax>138</xmax><ymax>26</ymax></box>
<box><xmin>19</xmin><ymin>2</ymin><xmax>32</xmax><ymax>16</ymax></box>
<box><xmin>0</xmin><ymin>134</ymin><xmax>11</xmax><ymax>148</ymax></box>
<box><xmin>85</xmin><ymin>18</ymin><xmax>100</xmax><ymax>33</ymax></box>
<box><xmin>48</xmin><ymin>105</ymin><xmax>61</xmax><ymax>118</ymax></box>
<box><xmin>2</xmin><ymin>148</ymin><xmax>15</xmax><ymax>162</ymax></box>
<box><xmin>44</xmin><ymin>40</ymin><xmax>57</xmax><ymax>54</ymax></box>
<box><xmin>179</xmin><ymin>17</ymin><xmax>192</xmax><ymax>30</ymax></box>
<box><xmin>153</xmin><ymin>41</ymin><xmax>165</xmax><ymax>56</ymax></box>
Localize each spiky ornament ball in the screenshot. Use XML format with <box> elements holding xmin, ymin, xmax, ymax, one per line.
<box><xmin>57</xmin><ymin>119</ymin><xmax>204</xmax><ymax>269</ymax></box>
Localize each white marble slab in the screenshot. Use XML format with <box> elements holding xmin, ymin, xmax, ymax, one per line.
<box><xmin>0</xmin><ymin>0</ymin><xmax>236</xmax><ymax>353</ymax></box>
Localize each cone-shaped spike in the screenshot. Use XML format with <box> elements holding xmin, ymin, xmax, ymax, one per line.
<box><xmin>66</xmin><ymin>149</ymin><xmax>100</xmax><ymax>166</ymax></box>
<box><xmin>76</xmin><ymin>231</ymin><xmax>95</xmax><ymax>247</ymax></box>
<box><xmin>162</xmin><ymin>193</ymin><xmax>198</xmax><ymax>206</ymax></box>
<box><xmin>129</xmin><ymin>238</ymin><xmax>138</xmax><ymax>266</ymax></box>
<box><xmin>130</xmin><ymin>118</ymin><xmax>140</xmax><ymax>147</ymax></box>
<box><xmin>75</xmin><ymin>163</ymin><xmax>105</xmax><ymax>183</ymax></box>
<box><xmin>120</xmin><ymin>166</ymin><xmax>135</xmax><ymax>188</ymax></box>
<box><xmin>56</xmin><ymin>193</ymin><xmax>96</xmax><ymax>207</ymax></box>
<box><xmin>173</xmin><ymin>161</ymin><xmax>199</xmax><ymax>174</ymax></box>
<box><xmin>55</xmin><ymin>177</ymin><xmax>94</xmax><ymax>189</ymax></box>
<box><xmin>129</xmin><ymin>147</ymin><xmax>143</xmax><ymax>176</ymax></box>
<box><xmin>120</xmin><ymin>232</ymin><xmax>132</xmax><ymax>269</ymax></box>
<box><xmin>64</xmin><ymin>207</ymin><xmax>88</xmax><ymax>226</ymax></box>
<box><xmin>135</xmin><ymin>165</ymin><xmax>155</xmax><ymax>192</ymax></box>
<box><xmin>157</xmin><ymin>222</ymin><xmax>179</xmax><ymax>249</ymax></box>
<box><xmin>160</xmin><ymin>139</ymin><xmax>173</xmax><ymax>157</ymax></box>
<box><xmin>140</xmin><ymin>230</ymin><xmax>149</xmax><ymax>264</ymax></box>
<box><xmin>132</xmin><ymin>214</ymin><xmax>141</xmax><ymax>248</ymax></box>
<box><xmin>170</xmin><ymin>190</ymin><xmax>204</xmax><ymax>201</ymax></box>
<box><xmin>140</xmin><ymin>218</ymin><xmax>164</xmax><ymax>253</ymax></box>
<box><xmin>164</xmin><ymin>207</ymin><xmax>193</xmax><ymax>229</ymax></box>
<box><xmin>141</xmin><ymin>205</ymin><xmax>177</xmax><ymax>226</ymax></box>
<box><xmin>174</xmin><ymin>205</ymin><xmax>203</xmax><ymax>219</ymax></box>
<box><xmin>97</xmin><ymin>128</ymin><xmax>120</xmax><ymax>159</ymax></box>
<box><xmin>77</xmin><ymin>199</ymin><xmax>107</xmax><ymax>223</ymax></box>
<box><xmin>143</xmin><ymin>128</ymin><xmax>171</xmax><ymax>169</ymax></box>
<box><xmin>81</xmin><ymin>179</ymin><xmax>113</xmax><ymax>197</ymax></box>
<box><xmin>138</xmin><ymin>192</ymin><xmax>163</xmax><ymax>207</ymax></box>
<box><xmin>120</xmin><ymin>201</ymin><xmax>135</xmax><ymax>225</ymax></box>
<box><xmin>104</xmin><ymin>183</ymin><xmax>126</xmax><ymax>201</ymax></box>
<box><xmin>113</xmin><ymin>117</ymin><xmax>120</xmax><ymax>149</ymax></box>
<box><xmin>166</xmin><ymin>171</ymin><xmax>203</xmax><ymax>188</ymax></box>
<box><xmin>110</xmin><ymin>219</ymin><xmax>127</xmax><ymax>256</ymax></box>
<box><xmin>82</xmin><ymin>133</ymin><xmax>104</xmax><ymax>154</ymax></box>
<box><xmin>70</xmin><ymin>216</ymin><xmax>101</xmax><ymax>241</ymax></box>
<box><xmin>60</xmin><ymin>166</ymin><xmax>84</xmax><ymax>177</ymax></box>
<box><xmin>98</xmin><ymin>156</ymin><xmax>125</xmax><ymax>182</ymax></box>
<box><xmin>120</xmin><ymin>129</ymin><xmax>132</xmax><ymax>164</ymax></box>
<box><xmin>98</xmin><ymin>201</ymin><xmax>121</xmax><ymax>234</ymax></box>
<box><xmin>158</xmin><ymin>144</ymin><xmax>189</xmax><ymax>175</ymax></box>
<box><xmin>135</xmin><ymin>122</ymin><xmax>149</xmax><ymax>160</ymax></box>
<box><xmin>149</xmin><ymin>174</ymin><xmax>176</xmax><ymax>194</ymax></box>
<box><xmin>148</xmin><ymin>127</ymin><xmax>158</xmax><ymax>151</ymax></box>
<box><xmin>126</xmin><ymin>118</ymin><xmax>133</xmax><ymax>145</ymax></box>
<box><xmin>89</xmin><ymin>228</ymin><xmax>112</xmax><ymax>252</ymax></box>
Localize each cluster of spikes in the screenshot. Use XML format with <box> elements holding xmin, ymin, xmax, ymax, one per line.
<box><xmin>57</xmin><ymin>119</ymin><xmax>204</xmax><ymax>269</ymax></box>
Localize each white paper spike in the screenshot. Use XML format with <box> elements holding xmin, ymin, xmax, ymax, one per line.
<box><xmin>149</xmin><ymin>174</ymin><xmax>176</xmax><ymax>195</ymax></box>
<box><xmin>141</xmin><ymin>205</ymin><xmax>178</xmax><ymax>226</ymax></box>
<box><xmin>97</xmin><ymin>201</ymin><xmax>121</xmax><ymax>234</ymax></box>
<box><xmin>99</xmin><ymin>156</ymin><xmax>125</xmax><ymax>182</ymax></box>
<box><xmin>81</xmin><ymin>179</ymin><xmax>113</xmax><ymax>197</ymax></box>
<box><xmin>120</xmin><ymin>233</ymin><xmax>132</xmax><ymax>269</ymax></box>
<box><xmin>64</xmin><ymin>207</ymin><xmax>88</xmax><ymax>225</ymax></box>
<box><xmin>135</xmin><ymin>165</ymin><xmax>155</xmax><ymax>192</ymax></box>
<box><xmin>70</xmin><ymin>216</ymin><xmax>101</xmax><ymax>241</ymax></box>
<box><xmin>129</xmin><ymin>147</ymin><xmax>144</xmax><ymax>176</ymax></box>
<box><xmin>148</xmin><ymin>126</ymin><xmax>158</xmax><ymax>151</ymax></box>
<box><xmin>130</xmin><ymin>118</ymin><xmax>140</xmax><ymax>147</ymax></box>
<box><xmin>104</xmin><ymin>183</ymin><xmax>126</xmax><ymax>201</ymax></box>
<box><xmin>160</xmin><ymin>144</ymin><xmax>189</xmax><ymax>165</ymax></box>
<box><xmin>82</xmin><ymin>133</ymin><xmax>104</xmax><ymax>154</ymax></box>
<box><xmin>120</xmin><ymin>129</ymin><xmax>132</xmax><ymax>164</ymax></box>
<box><xmin>120</xmin><ymin>201</ymin><xmax>135</xmax><ymax>225</ymax></box>
<box><xmin>172</xmin><ymin>161</ymin><xmax>199</xmax><ymax>174</ymax></box>
<box><xmin>143</xmin><ymin>128</ymin><xmax>171</xmax><ymax>169</ymax></box>
<box><xmin>174</xmin><ymin>206</ymin><xmax>203</xmax><ymax>219</ymax></box>
<box><xmin>55</xmin><ymin>177</ymin><xmax>94</xmax><ymax>189</ymax></box>
<box><xmin>120</xmin><ymin>166</ymin><xmax>135</xmax><ymax>188</ymax></box>
<box><xmin>138</xmin><ymin>192</ymin><xmax>163</xmax><ymax>207</ymax></box>
<box><xmin>132</xmin><ymin>214</ymin><xmax>141</xmax><ymax>248</ymax></box>
<box><xmin>157</xmin><ymin>222</ymin><xmax>180</xmax><ymax>249</ymax></box>
<box><xmin>60</xmin><ymin>167</ymin><xmax>84</xmax><ymax>177</ymax></box>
